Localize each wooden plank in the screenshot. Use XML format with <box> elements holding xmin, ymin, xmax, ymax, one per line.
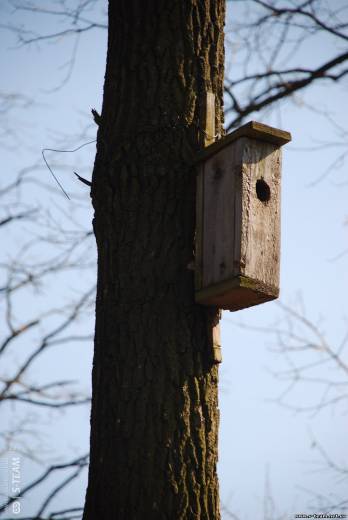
<box><xmin>200</xmin><ymin>138</ymin><xmax>249</xmax><ymax>289</ymax></box>
<box><xmin>234</xmin><ymin>138</ymin><xmax>247</xmax><ymax>279</ymax></box>
<box><xmin>195</xmin><ymin>91</ymin><xmax>216</xmax><ymax>291</ymax></box>
<box><xmin>212</xmin><ymin>324</ymin><xmax>222</xmax><ymax>363</ymax></box>
<box><xmin>201</xmin><ymin>144</ymin><xmax>237</xmax><ymax>288</ymax></box>
<box><xmin>195</xmin><ymin>120</ymin><xmax>291</xmax><ymax>164</ymax></box>
<box><xmin>195</xmin><ymin>166</ymin><xmax>204</xmax><ymax>291</ymax></box>
<box><xmin>241</xmin><ymin>139</ymin><xmax>281</xmax><ymax>290</ymax></box>
<box><xmin>201</xmin><ymin>92</ymin><xmax>216</xmax><ymax>147</ymax></box>
<box><xmin>195</xmin><ymin>275</ymin><xmax>279</xmax><ymax>310</ymax></box>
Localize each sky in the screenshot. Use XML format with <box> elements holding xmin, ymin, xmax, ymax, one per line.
<box><xmin>0</xmin><ymin>1</ymin><xmax>347</xmax><ymax>519</ymax></box>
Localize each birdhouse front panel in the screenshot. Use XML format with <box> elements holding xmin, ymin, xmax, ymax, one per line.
<box><xmin>195</xmin><ymin>121</ymin><xmax>291</xmax><ymax>311</ymax></box>
<box><xmin>240</xmin><ymin>138</ymin><xmax>281</xmax><ymax>290</ymax></box>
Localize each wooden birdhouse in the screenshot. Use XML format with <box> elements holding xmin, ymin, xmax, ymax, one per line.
<box><xmin>195</xmin><ymin>120</ymin><xmax>291</xmax><ymax>311</ymax></box>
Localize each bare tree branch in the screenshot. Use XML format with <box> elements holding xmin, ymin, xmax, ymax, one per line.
<box><xmin>0</xmin><ymin>454</ymin><xmax>88</xmax><ymax>515</ymax></box>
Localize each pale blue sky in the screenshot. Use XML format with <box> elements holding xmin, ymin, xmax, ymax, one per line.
<box><xmin>0</xmin><ymin>1</ymin><xmax>347</xmax><ymax>518</ymax></box>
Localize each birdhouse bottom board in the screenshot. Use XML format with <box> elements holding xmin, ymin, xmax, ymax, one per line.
<box><xmin>195</xmin><ymin>128</ymin><xmax>286</xmax><ymax>312</ymax></box>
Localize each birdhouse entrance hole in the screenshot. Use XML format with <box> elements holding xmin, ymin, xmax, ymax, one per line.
<box><xmin>256</xmin><ymin>178</ymin><xmax>271</xmax><ymax>203</ymax></box>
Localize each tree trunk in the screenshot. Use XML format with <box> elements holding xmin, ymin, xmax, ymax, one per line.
<box><xmin>83</xmin><ymin>2</ymin><xmax>225</xmax><ymax>518</ymax></box>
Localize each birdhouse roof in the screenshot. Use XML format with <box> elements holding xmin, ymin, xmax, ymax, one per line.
<box><xmin>196</xmin><ymin>120</ymin><xmax>292</xmax><ymax>163</ymax></box>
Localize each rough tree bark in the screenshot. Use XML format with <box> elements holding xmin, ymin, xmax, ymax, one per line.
<box><xmin>83</xmin><ymin>2</ymin><xmax>225</xmax><ymax>518</ymax></box>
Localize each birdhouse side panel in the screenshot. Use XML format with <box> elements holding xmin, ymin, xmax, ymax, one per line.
<box><xmin>201</xmin><ymin>140</ymin><xmax>245</xmax><ymax>289</ymax></box>
<box><xmin>240</xmin><ymin>139</ymin><xmax>281</xmax><ymax>291</ymax></box>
